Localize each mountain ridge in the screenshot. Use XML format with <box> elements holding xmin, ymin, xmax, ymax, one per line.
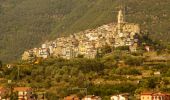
<box><xmin>0</xmin><ymin>0</ymin><xmax>169</xmax><ymax>62</ymax></box>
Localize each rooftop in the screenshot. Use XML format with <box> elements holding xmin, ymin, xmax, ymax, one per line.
<box><xmin>14</xmin><ymin>87</ymin><xmax>32</xmax><ymax>92</ymax></box>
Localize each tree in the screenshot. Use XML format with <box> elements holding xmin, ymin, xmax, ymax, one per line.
<box><xmin>45</xmin><ymin>92</ymin><xmax>59</xmax><ymax>100</ymax></box>
<box><xmin>101</xmin><ymin>45</ymin><xmax>112</xmax><ymax>55</ymax></box>
<box><xmin>101</xmin><ymin>54</ymin><xmax>117</xmax><ymax>68</ymax></box>
<box><xmin>115</xmin><ymin>46</ymin><xmax>129</xmax><ymax>51</ymax></box>
<box><xmin>125</xmin><ymin>56</ymin><xmax>144</xmax><ymax>66</ymax></box>
<box><xmin>139</xmin><ymin>77</ymin><xmax>158</xmax><ymax>89</ymax></box>
<box><xmin>0</xmin><ymin>60</ymin><xmax>2</xmax><ymax>68</ymax></box>
<box><xmin>77</xmin><ymin>54</ymin><xmax>84</xmax><ymax>58</ymax></box>
<box><xmin>10</xmin><ymin>92</ymin><xmax>18</xmax><ymax>100</ymax></box>
<box><xmin>115</xmin><ymin>67</ymin><xmax>141</xmax><ymax>75</ymax></box>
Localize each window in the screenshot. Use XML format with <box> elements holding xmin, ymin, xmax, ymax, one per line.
<box><xmin>18</xmin><ymin>91</ymin><xmax>24</xmax><ymax>95</ymax></box>
<box><xmin>143</xmin><ymin>96</ymin><xmax>145</xmax><ymax>100</ymax></box>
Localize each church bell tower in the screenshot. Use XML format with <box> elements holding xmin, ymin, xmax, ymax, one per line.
<box><xmin>117</xmin><ymin>9</ymin><xmax>125</xmax><ymax>34</ymax></box>
<box><xmin>118</xmin><ymin>9</ymin><xmax>124</xmax><ymax>24</ymax></box>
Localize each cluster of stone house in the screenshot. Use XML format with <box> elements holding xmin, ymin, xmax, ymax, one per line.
<box><xmin>64</xmin><ymin>92</ymin><xmax>170</xmax><ymax>100</ymax></box>
<box><xmin>0</xmin><ymin>86</ymin><xmax>47</xmax><ymax>100</ymax></box>
<box><xmin>64</xmin><ymin>95</ymin><xmax>102</xmax><ymax>100</ymax></box>
<box><xmin>1</xmin><ymin>87</ymin><xmax>169</xmax><ymax>100</ymax></box>
<box><xmin>22</xmin><ymin>10</ymin><xmax>140</xmax><ymax>61</ymax></box>
<box><xmin>0</xmin><ymin>87</ymin><xmax>34</xmax><ymax>100</ymax></box>
<box><xmin>64</xmin><ymin>93</ymin><xmax>129</xmax><ymax>100</ymax></box>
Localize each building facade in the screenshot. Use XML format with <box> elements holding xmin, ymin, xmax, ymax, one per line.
<box><xmin>141</xmin><ymin>92</ymin><xmax>170</xmax><ymax>100</ymax></box>
<box><xmin>82</xmin><ymin>95</ymin><xmax>101</xmax><ymax>100</ymax></box>
<box><xmin>14</xmin><ymin>87</ymin><xmax>33</xmax><ymax>100</ymax></box>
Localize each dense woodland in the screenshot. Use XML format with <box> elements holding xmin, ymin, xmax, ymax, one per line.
<box><xmin>0</xmin><ymin>0</ymin><xmax>170</xmax><ymax>62</ymax></box>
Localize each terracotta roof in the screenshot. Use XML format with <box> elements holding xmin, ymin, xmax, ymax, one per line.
<box><xmin>0</xmin><ymin>87</ymin><xmax>6</xmax><ymax>90</ymax></box>
<box><xmin>0</xmin><ymin>87</ymin><xmax>4</xmax><ymax>91</ymax></box>
<box><xmin>0</xmin><ymin>87</ymin><xmax>8</xmax><ymax>93</ymax></box>
<box><xmin>141</xmin><ymin>92</ymin><xmax>154</xmax><ymax>95</ymax></box>
<box><xmin>153</xmin><ymin>92</ymin><xmax>170</xmax><ymax>96</ymax></box>
<box><xmin>141</xmin><ymin>92</ymin><xmax>170</xmax><ymax>96</ymax></box>
<box><xmin>64</xmin><ymin>95</ymin><xmax>79</xmax><ymax>100</ymax></box>
<box><xmin>84</xmin><ymin>95</ymin><xmax>93</xmax><ymax>97</ymax></box>
<box><xmin>112</xmin><ymin>93</ymin><xmax>129</xmax><ymax>96</ymax></box>
<box><xmin>14</xmin><ymin>87</ymin><xmax>32</xmax><ymax>92</ymax></box>
<box><xmin>83</xmin><ymin>95</ymin><xmax>101</xmax><ymax>99</ymax></box>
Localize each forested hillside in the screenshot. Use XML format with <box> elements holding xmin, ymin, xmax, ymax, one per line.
<box><xmin>1</xmin><ymin>50</ymin><xmax>170</xmax><ymax>99</ymax></box>
<box><xmin>0</xmin><ymin>0</ymin><xmax>169</xmax><ymax>62</ymax></box>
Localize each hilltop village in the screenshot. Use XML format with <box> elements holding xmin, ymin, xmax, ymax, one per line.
<box><xmin>22</xmin><ymin>10</ymin><xmax>140</xmax><ymax>60</ymax></box>
<box><xmin>1</xmin><ymin>10</ymin><xmax>170</xmax><ymax>100</ymax></box>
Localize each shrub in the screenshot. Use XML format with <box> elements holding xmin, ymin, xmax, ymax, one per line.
<box><xmin>115</xmin><ymin>67</ymin><xmax>141</xmax><ymax>75</ymax></box>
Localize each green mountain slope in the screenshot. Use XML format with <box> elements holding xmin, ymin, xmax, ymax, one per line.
<box><xmin>0</xmin><ymin>0</ymin><xmax>170</xmax><ymax>62</ymax></box>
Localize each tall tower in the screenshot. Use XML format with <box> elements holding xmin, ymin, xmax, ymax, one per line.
<box><xmin>118</xmin><ymin>9</ymin><xmax>124</xmax><ymax>24</ymax></box>
<box><xmin>117</xmin><ymin>0</ymin><xmax>125</xmax><ymax>35</ymax></box>
<box><xmin>117</xmin><ymin>9</ymin><xmax>124</xmax><ymax>34</ymax></box>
